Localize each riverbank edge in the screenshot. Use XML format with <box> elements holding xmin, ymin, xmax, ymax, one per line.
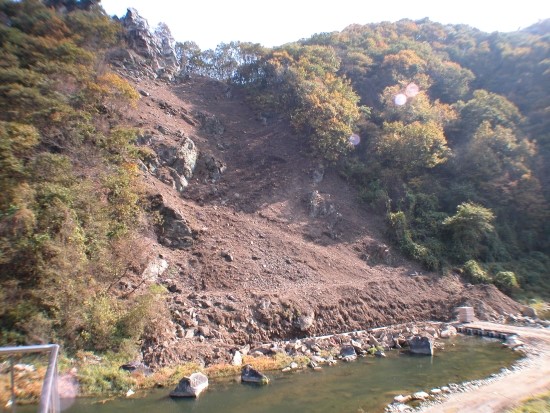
<box><xmin>1</xmin><ymin>319</ymin><xmax>530</xmax><ymax>407</ymax></box>
<box><xmin>413</xmin><ymin>321</ymin><xmax>550</xmax><ymax>413</ymax></box>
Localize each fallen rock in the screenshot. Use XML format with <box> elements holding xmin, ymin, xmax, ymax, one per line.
<box><xmin>295</xmin><ymin>311</ymin><xmax>314</xmax><ymax>331</ymax></box>
<box><xmin>521</xmin><ymin>306</ymin><xmax>537</xmax><ymax>318</ymax></box>
<box><xmin>412</xmin><ymin>391</ymin><xmax>430</xmax><ymax>400</ymax></box>
<box><xmin>440</xmin><ymin>326</ymin><xmax>457</xmax><ymax>338</ymax></box>
<box><xmin>408</xmin><ymin>335</ymin><xmax>434</xmax><ymax>356</ymax></box>
<box><xmin>241</xmin><ymin>364</ymin><xmax>269</xmax><ymax>384</ymax></box>
<box><xmin>170</xmin><ymin>372</ymin><xmax>208</xmax><ymax>397</ymax></box>
<box><xmin>375</xmin><ymin>350</ymin><xmax>386</xmax><ymax>357</ymax></box>
<box><xmin>340</xmin><ymin>345</ymin><xmax>357</xmax><ymax>362</ymax></box>
<box><xmin>231</xmin><ymin>351</ymin><xmax>242</xmax><ymax>366</ymax></box>
<box><xmin>393</xmin><ymin>394</ymin><xmax>412</xmax><ymax>403</ymax></box>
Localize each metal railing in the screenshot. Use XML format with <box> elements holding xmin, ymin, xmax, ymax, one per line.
<box><xmin>0</xmin><ymin>344</ymin><xmax>60</xmax><ymax>413</ymax></box>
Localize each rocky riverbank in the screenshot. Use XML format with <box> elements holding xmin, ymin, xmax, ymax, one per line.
<box><xmin>414</xmin><ymin>321</ymin><xmax>550</xmax><ymax>413</ymax></box>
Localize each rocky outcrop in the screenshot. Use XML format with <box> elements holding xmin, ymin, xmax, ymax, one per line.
<box><xmin>149</xmin><ymin>195</ymin><xmax>199</xmax><ymax>249</ymax></box>
<box><xmin>114</xmin><ymin>8</ymin><xmax>180</xmax><ymax>79</ymax></box>
<box><xmin>195</xmin><ymin>154</ymin><xmax>227</xmax><ymax>183</ymax></box>
<box><xmin>158</xmin><ymin>206</ymin><xmax>197</xmax><ymax>249</ymax></box>
<box><xmin>360</xmin><ymin>241</ymin><xmax>391</xmax><ymax>265</ymax></box>
<box><xmin>195</xmin><ymin>111</ymin><xmax>225</xmax><ymax>135</ymax></box>
<box><xmin>144</xmin><ymin>137</ymin><xmax>198</xmax><ymax>194</ymax></box>
<box><xmin>295</xmin><ymin>311</ymin><xmax>315</xmax><ymax>332</ymax></box>
<box><xmin>308</xmin><ymin>190</ymin><xmax>336</xmax><ymax>218</ymax></box>
<box><xmin>156</xmin><ymin>137</ymin><xmax>198</xmax><ymax>179</ymax></box>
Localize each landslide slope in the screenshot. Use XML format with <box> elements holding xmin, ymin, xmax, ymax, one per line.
<box><xmin>117</xmin><ymin>74</ymin><xmax>520</xmax><ymax>366</ymax></box>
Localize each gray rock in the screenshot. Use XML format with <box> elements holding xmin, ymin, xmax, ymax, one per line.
<box><xmin>440</xmin><ymin>326</ymin><xmax>457</xmax><ymax>338</ymax></box>
<box><xmin>168</xmin><ymin>167</ymin><xmax>189</xmax><ymax>193</ymax></box>
<box><xmin>170</xmin><ymin>372</ymin><xmax>208</xmax><ymax>397</ymax></box>
<box><xmin>350</xmin><ymin>339</ymin><xmax>363</xmax><ymax>353</ymax></box>
<box><xmin>241</xmin><ymin>364</ymin><xmax>269</xmax><ymax>384</ymax></box>
<box><xmin>295</xmin><ymin>312</ymin><xmax>314</xmax><ymax>331</ymax></box>
<box><xmin>408</xmin><ymin>335</ymin><xmax>434</xmax><ymax>356</ymax></box>
<box><xmin>197</xmin><ymin>154</ymin><xmax>226</xmax><ymax>182</ymax></box>
<box><xmin>339</xmin><ymin>345</ymin><xmax>357</xmax><ymax>361</ymax></box>
<box><xmin>311</xmin><ymin>164</ymin><xmax>325</xmax><ymax>184</ymax></box>
<box><xmin>198</xmin><ymin>326</ymin><xmax>211</xmax><ymax>337</ymax></box>
<box><xmin>308</xmin><ymin>190</ymin><xmax>336</xmax><ymax>218</ymax></box>
<box><xmin>141</xmin><ymin>257</ymin><xmax>169</xmax><ymax>280</ymax></box>
<box><xmin>412</xmin><ymin>391</ymin><xmax>430</xmax><ymax>400</ymax></box>
<box><xmin>521</xmin><ymin>306</ymin><xmax>537</xmax><ymax>318</ymax></box>
<box><xmin>221</xmin><ymin>251</ymin><xmax>234</xmax><ymax>262</ymax></box>
<box><xmin>152</xmin><ymin>200</ymin><xmax>197</xmax><ymax>249</ymax></box>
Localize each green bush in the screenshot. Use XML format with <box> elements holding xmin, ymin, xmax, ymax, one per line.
<box><xmin>494</xmin><ymin>271</ymin><xmax>519</xmax><ymax>293</ymax></box>
<box><xmin>463</xmin><ymin>260</ymin><xmax>491</xmax><ymax>284</ymax></box>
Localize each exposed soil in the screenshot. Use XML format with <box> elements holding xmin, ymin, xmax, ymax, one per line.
<box><xmin>114</xmin><ymin>73</ymin><xmax>522</xmax><ymax>367</ymax></box>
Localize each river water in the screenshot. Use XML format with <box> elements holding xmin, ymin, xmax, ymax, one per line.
<box><xmin>61</xmin><ymin>336</ymin><xmax>519</xmax><ymax>413</ymax></box>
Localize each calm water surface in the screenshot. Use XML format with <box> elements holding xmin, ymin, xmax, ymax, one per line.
<box><xmin>61</xmin><ymin>336</ymin><xmax>519</xmax><ymax>413</ymax></box>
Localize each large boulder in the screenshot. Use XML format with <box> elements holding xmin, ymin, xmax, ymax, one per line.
<box><xmin>339</xmin><ymin>345</ymin><xmax>357</xmax><ymax>362</ymax></box>
<box><xmin>142</xmin><ymin>256</ymin><xmax>169</xmax><ymax>280</ymax></box>
<box><xmin>408</xmin><ymin>335</ymin><xmax>434</xmax><ymax>356</ymax></box>
<box><xmin>170</xmin><ymin>372</ymin><xmax>208</xmax><ymax>397</ymax></box>
<box><xmin>241</xmin><ymin>365</ymin><xmax>269</xmax><ymax>384</ymax></box>
<box><xmin>521</xmin><ymin>306</ymin><xmax>537</xmax><ymax>318</ymax></box>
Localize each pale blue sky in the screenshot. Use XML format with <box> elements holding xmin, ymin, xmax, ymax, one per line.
<box><xmin>101</xmin><ymin>0</ymin><xmax>549</xmax><ymax>50</ymax></box>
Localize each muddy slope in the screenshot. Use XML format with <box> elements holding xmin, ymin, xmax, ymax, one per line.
<box><xmin>116</xmin><ymin>74</ymin><xmax>520</xmax><ymax>366</ymax></box>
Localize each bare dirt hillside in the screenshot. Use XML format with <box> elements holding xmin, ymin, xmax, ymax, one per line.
<box><xmin>116</xmin><ymin>74</ymin><xmax>521</xmax><ymax>367</ymax></box>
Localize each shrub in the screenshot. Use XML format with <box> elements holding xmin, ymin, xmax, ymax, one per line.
<box><xmin>463</xmin><ymin>260</ymin><xmax>491</xmax><ymax>284</ymax></box>
<box><xmin>494</xmin><ymin>271</ymin><xmax>519</xmax><ymax>293</ymax></box>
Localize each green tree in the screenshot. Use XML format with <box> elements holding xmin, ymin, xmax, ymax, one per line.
<box><xmin>375</xmin><ymin>120</ymin><xmax>449</xmax><ymax>176</ymax></box>
<box><xmin>443</xmin><ymin>202</ymin><xmax>495</xmax><ymax>261</ymax></box>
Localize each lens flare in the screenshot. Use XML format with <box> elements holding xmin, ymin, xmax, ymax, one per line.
<box><xmin>349</xmin><ymin>134</ymin><xmax>361</xmax><ymax>146</ymax></box>
<box><xmin>405</xmin><ymin>83</ymin><xmax>420</xmax><ymax>97</ymax></box>
<box><xmin>394</xmin><ymin>93</ymin><xmax>407</xmax><ymax>106</ymax></box>
<box><xmin>58</xmin><ymin>372</ymin><xmax>79</xmax><ymax>411</ymax></box>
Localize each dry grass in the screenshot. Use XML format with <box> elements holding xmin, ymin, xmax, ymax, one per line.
<box><xmin>1</xmin><ymin>351</ymin><xmax>313</xmax><ymax>407</ymax></box>
<box><xmin>0</xmin><ymin>365</ymin><xmax>47</xmax><ymax>405</ymax></box>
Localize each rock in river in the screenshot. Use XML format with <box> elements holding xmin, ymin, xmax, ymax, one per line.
<box><xmin>408</xmin><ymin>335</ymin><xmax>434</xmax><ymax>356</ymax></box>
<box><xmin>241</xmin><ymin>364</ymin><xmax>269</xmax><ymax>384</ymax></box>
<box><xmin>339</xmin><ymin>345</ymin><xmax>357</xmax><ymax>362</ymax></box>
<box><xmin>170</xmin><ymin>372</ymin><xmax>208</xmax><ymax>397</ymax></box>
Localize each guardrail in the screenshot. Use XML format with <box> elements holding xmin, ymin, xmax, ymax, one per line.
<box><xmin>0</xmin><ymin>344</ymin><xmax>60</xmax><ymax>413</ymax></box>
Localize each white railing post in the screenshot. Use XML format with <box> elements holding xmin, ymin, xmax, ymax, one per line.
<box><xmin>0</xmin><ymin>344</ymin><xmax>60</xmax><ymax>413</ymax></box>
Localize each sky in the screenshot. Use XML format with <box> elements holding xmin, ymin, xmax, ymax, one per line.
<box><xmin>101</xmin><ymin>0</ymin><xmax>550</xmax><ymax>50</ymax></box>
